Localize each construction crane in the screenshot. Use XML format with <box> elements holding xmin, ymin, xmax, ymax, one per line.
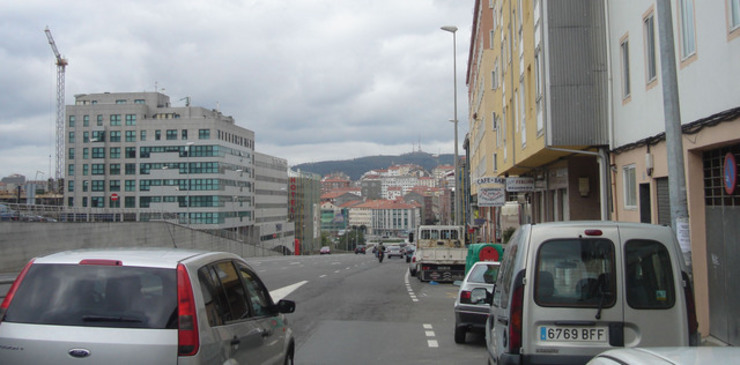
<box><xmin>44</xmin><ymin>26</ymin><xmax>67</xmax><ymax>193</ymax></box>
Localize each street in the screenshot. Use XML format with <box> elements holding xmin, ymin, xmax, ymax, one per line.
<box><xmin>245</xmin><ymin>253</ymin><xmax>488</xmax><ymax>365</ymax></box>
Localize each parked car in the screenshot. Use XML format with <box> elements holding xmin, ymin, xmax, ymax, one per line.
<box><xmin>587</xmin><ymin>347</ymin><xmax>740</xmax><ymax>365</ymax></box>
<box><xmin>354</xmin><ymin>245</ymin><xmax>366</xmax><ymax>254</ymax></box>
<box><xmin>0</xmin><ymin>204</ymin><xmax>19</xmax><ymax>222</ymax></box>
<box><xmin>386</xmin><ymin>245</ymin><xmax>403</xmax><ymax>259</ymax></box>
<box><xmin>409</xmin><ymin>251</ymin><xmax>419</xmax><ymax>276</ymax></box>
<box><xmin>486</xmin><ymin>221</ymin><xmax>699</xmax><ymax>365</ymax></box>
<box><xmin>453</xmin><ymin>261</ymin><xmax>500</xmax><ymax>344</ymax></box>
<box><xmin>0</xmin><ymin>248</ymin><xmax>296</xmax><ymax>364</ymax></box>
<box><xmin>320</xmin><ymin>246</ymin><xmax>331</xmax><ymax>254</ymax></box>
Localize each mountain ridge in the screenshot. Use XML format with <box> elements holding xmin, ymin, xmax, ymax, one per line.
<box><xmin>291</xmin><ymin>151</ymin><xmax>455</xmax><ymax>181</ymax></box>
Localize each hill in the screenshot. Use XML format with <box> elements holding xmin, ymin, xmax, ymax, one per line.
<box><xmin>291</xmin><ymin>152</ymin><xmax>454</xmax><ymax>180</ymax></box>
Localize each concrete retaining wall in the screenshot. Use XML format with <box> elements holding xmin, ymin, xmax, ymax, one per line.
<box><xmin>0</xmin><ymin>222</ymin><xmax>278</xmax><ymax>273</ymax></box>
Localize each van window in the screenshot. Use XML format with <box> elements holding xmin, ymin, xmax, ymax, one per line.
<box><xmin>494</xmin><ymin>228</ymin><xmax>523</xmax><ymax>309</ymax></box>
<box><xmin>535</xmin><ymin>239</ymin><xmax>616</xmax><ymax>308</ymax></box>
<box><xmin>625</xmin><ymin>240</ymin><xmax>675</xmax><ymax>309</ymax></box>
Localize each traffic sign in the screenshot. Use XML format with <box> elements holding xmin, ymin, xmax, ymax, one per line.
<box><xmin>111</xmin><ymin>193</ymin><xmax>119</xmax><ymax>201</ymax></box>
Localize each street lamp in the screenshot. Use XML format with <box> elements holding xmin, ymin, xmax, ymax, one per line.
<box><xmin>441</xmin><ymin>25</ymin><xmax>460</xmax><ymax>226</ymax></box>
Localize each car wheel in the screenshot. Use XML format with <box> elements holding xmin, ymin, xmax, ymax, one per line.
<box><xmin>454</xmin><ymin>325</ymin><xmax>467</xmax><ymax>344</ymax></box>
<box><xmin>284</xmin><ymin>346</ymin><xmax>294</xmax><ymax>365</ymax></box>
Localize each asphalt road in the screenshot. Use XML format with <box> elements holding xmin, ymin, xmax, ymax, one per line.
<box><xmin>245</xmin><ymin>253</ymin><xmax>488</xmax><ymax>365</ymax></box>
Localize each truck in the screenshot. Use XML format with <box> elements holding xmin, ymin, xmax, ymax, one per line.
<box><xmin>409</xmin><ymin>225</ymin><xmax>467</xmax><ymax>282</ymax></box>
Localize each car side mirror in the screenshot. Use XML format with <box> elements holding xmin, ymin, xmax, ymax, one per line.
<box><xmin>276</xmin><ymin>299</ymin><xmax>296</xmax><ymax>314</ymax></box>
<box><xmin>471</xmin><ymin>287</ymin><xmax>493</xmax><ymax>305</ymax></box>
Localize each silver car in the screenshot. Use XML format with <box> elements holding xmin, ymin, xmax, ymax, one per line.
<box><xmin>0</xmin><ymin>248</ymin><xmax>296</xmax><ymax>364</ymax></box>
<box><xmin>453</xmin><ymin>261</ymin><xmax>499</xmax><ymax>344</ymax></box>
<box><xmin>587</xmin><ymin>347</ymin><xmax>740</xmax><ymax>365</ymax></box>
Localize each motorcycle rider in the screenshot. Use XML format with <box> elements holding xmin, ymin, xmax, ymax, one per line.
<box><xmin>377</xmin><ymin>241</ymin><xmax>386</xmax><ymax>262</ymax></box>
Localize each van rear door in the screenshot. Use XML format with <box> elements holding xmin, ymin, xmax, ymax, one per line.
<box><xmin>525</xmin><ymin>225</ymin><xmax>623</xmax><ymax>360</ymax></box>
<box><xmin>620</xmin><ymin>225</ymin><xmax>689</xmax><ymax>346</ymax></box>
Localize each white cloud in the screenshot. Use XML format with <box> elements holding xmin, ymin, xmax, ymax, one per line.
<box><xmin>0</xmin><ymin>0</ymin><xmax>471</xmax><ymax>179</ymax></box>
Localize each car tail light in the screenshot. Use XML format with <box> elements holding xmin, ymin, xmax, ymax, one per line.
<box><xmin>79</xmin><ymin>259</ymin><xmax>123</xmax><ymax>266</ymax></box>
<box><xmin>682</xmin><ymin>271</ymin><xmax>699</xmax><ymax>346</ymax></box>
<box><xmin>508</xmin><ymin>270</ymin><xmax>525</xmax><ymax>354</ymax></box>
<box><xmin>584</xmin><ymin>229</ymin><xmax>603</xmax><ymax>236</ymax></box>
<box><xmin>177</xmin><ymin>264</ymin><xmax>199</xmax><ymax>356</ymax></box>
<box><xmin>0</xmin><ymin>258</ymin><xmax>35</xmax><ymax>323</ymax></box>
<box><xmin>460</xmin><ymin>290</ymin><xmax>472</xmax><ymax>304</ymax></box>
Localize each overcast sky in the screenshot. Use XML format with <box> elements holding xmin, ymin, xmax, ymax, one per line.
<box><xmin>0</xmin><ymin>0</ymin><xmax>472</xmax><ymax>180</ymax></box>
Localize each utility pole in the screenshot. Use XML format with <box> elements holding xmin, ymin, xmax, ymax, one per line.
<box><xmin>656</xmin><ymin>0</ymin><xmax>691</xmax><ymax>272</ymax></box>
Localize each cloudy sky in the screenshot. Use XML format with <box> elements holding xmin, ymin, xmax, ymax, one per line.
<box><xmin>0</xmin><ymin>0</ymin><xmax>472</xmax><ymax>180</ymax></box>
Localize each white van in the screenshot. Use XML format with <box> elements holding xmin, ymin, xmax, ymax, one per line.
<box><xmin>486</xmin><ymin>221</ymin><xmax>699</xmax><ymax>365</ymax></box>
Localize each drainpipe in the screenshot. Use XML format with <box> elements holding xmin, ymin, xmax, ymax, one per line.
<box><xmin>545</xmin><ymin>147</ymin><xmax>609</xmax><ymax>221</ymax></box>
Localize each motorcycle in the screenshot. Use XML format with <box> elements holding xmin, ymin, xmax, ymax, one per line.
<box><xmin>377</xmin><ymin>249</ymin><xmax>385</xmax><ymax>263</ymax></box>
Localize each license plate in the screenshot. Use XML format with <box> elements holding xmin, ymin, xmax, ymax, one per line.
<box><xmin>539</xmin><ymin>326</ymin><xmax>608</xmax><ymax>342</ymax></box>
<box><xmin>436</xmin><ymin>266</ymin><xmax>451</xmax><ymax>270</ymax></box>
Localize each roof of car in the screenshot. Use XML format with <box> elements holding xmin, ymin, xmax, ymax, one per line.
<box><xmin>31</xmin><ymin>247</ymin><xmax>227</xmax><ymax>269</ymax></box>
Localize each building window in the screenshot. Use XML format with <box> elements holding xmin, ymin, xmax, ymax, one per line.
<box><xmin>125</xmin><ymin>196</ymin><xmax>135</xmax><ymax>208</ymax></box>
<box><xmin>110</xmin><ymin>147</ymin><xmax>120</xmax><ymax>159</ymax></box>
<box><xmin>125</xmin><ymin>147</ymin><xmax>136</xmax><ymax>158</ymax></box>
<box><xmin>68</xmin><ymin>115</ymin><xmax>75</xmax><ymax>127</ymax></box>
<box><xmin>732</xmin><ymin>0</ymin><xmax>740</xmax><ymax>30</ymax></box>
<box><xmin>68</xmin><ymin>148</ymin><xmax>75</xmax><ymax>159</ymax></box>
<box><xmin>110</xmin><ymin>164</ymin><xmax>120</xmax><ymax>175</ymax></box>
<box><xmin>125</xmin><ymin>114</ymin><xmax>136</xmax><ymax>126</ymax></box>
<box><xmin>110</xmin><ymin>114</ymin><xmax>121</xmax><ymax>126</ymax></box>
<box><xmin>155</xmin><ymin>130</ymin><xmax>161</xmax><ymax>140</ymax></box>
<box><xmin>68</xmin><ymin>164</ymin><xmax>74</xmax><ymax>176</ymax></box>
<box><xmin>83</xmin><ymin>148</ymin><xmax>89</xmax><ymax>159</ymax></box>
<box><xmin>141</xmin><ymin>130</ymin><xmax>147</xmax><ymax>141</ymax></box>
<box><xmin>493</xmin><ymin>153</ymin><xmax>498</xmax><ymax>172</ymax></box>
<box><xmin>125</xmin><ymin>180</ymin><xmax>136</xmax><ymax>191</ymax></box>
<box><xmin>83</xmin><ymin>131</ymin><xmax>89</xmax><ymax>143</ymax></box>
<box><xmin>116</xmin><ymin>99</ymin><xmax>127</xmax><ymax>104</ymax></box>
<box><xmin>199</xmin><ymin>129</ymin><xmax>211</xmax><ymax>140</ymax></box>
<box><xmin>166</xmin><ymin>129</ymin><xmax>178</xmax><ymax>140</ymax></box>
<box><xmin>92</xmin><ymin>147</ymin><xmax>105</xmax><ymax>159</ymax></box>
<box><xmin>97</xmin><ymin>115</ymin><xmax>103</xmax><ymax>126</ymax></box>
<box><xmin>678</xmin><ymin>0</ymin><xmax>696</xmax><ymax>60</ymax></box>
<box><xmin>82</xmin><ymin>164</ymin><xmax>88</xmax><ymax>176</ymax></box>
<box><xmin>125</xmin><ymin>163</ymin><xmax>136</xmax><ymax>175</ymax></box>
<box><xmin>68</xmin><ymin>131</ymin><xmax>75</xmax><ymax>144</ymax></box>
<box><xmin>620</xmin><ymin>35</ymin><xmax>631</xmax><ymax>100</ymax></box>
<box><xmin>83</xmin><ymin>115</ymin><xmax>89</xmax><ymax>127</ymax></box>
<box><xmin>643</xmin><ymin>11</ymin><xmax>657</xmax><ymax>83</ymax></box>
<box><xmin>110</xmin><ymin>131</ymin><xmax>121</xmax><ymax>142</ymax></box>
<box><xmin>182</xmin><ymin>129</ymin><xmax>188</xmax><ymax>140</ymax></box>
<box><xmin>134</xmin><ymin>99</ymin><xmax>145</xmax><ymax>104</ymax></box>
<box><xmin>109</xmin><ymin>180</ymin><xmax>121</xmax><ymax>192</ymax></box>
<box><xmin>623</xmin><ymin>165</ymin><xmax>637</xmax><ymax>209</ymax></box>
<box><xmin>125</xmin><ymin>130</ymin><xmax>136</xmax><ymax>142</ymax></box>
<box><xmin>92</xmin><ymin>130</ymin><xmax>105</xmax><ymax>142</ymax></box>
<box><xmin>92</xmin><ymin>180</ymin><xmax>105</xmax><ymax>192</ymax></box>
<box><xmin>92</xmin><ymin>164</ymin><xmax>105</xmax><ymax>175</ymax></box>
<box><xmin>91</xmin><ymin>197</ymin><xmax>104</xmax><ymax>207</ymax></box>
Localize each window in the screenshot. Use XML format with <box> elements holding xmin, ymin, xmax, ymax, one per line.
<box><xmin>83</xmin><ymin>148</ymin><xmax>89</xmax><ymax>159</ymax></box>
<box><xmin>82</xmin><ymin>180</ymin><xmax>88</xmax><ymax>192</ymax></box>
<box><xmin>155</xmin><ymin>130</ymin><xmax>161</xmax><ymax>141</ymax></box>
<box><xmin>492</xmin><ymin>60</ymin><xmax>498</xmax><ymax>90</ymax></box>
<box><xmin>125</xmin><ymin>196</ymin><xmax>135</xmax><ymax>208</ymax></box>
<box><xmin>110</xmin><ymin>114</ymin><xmax>121</xmax><ymax>126</ymax></box>
<box><xmin>236</xmin><ymin>262</ymin><xmax>273</xmax><ymax>317</ymax></box>
<box><xmin>125</xmin><ymin>147</ymin><xmax>136</xmax><ymax>158</ymax></box>
<box><xmin>625</xmin><ymin>240</ymin><xmax>675</xmax><ymax>309</ymax></box>
<box><xmin>68</xmin><ymin>148</ymin><xmax>75</xmax><ymax>159</ymax></box>
<box><xmin>181</xmin><ymin>130</ymin><xmax>188</xmax><ymax>140</ymax></box>
<box><xmin>166</xmin><ymin>130</ymin><xmax>177</xmax><ymax>140</ymax></box>
<box><xmin>198</xmin><ymin>261</ymin><xmax>252</xmax><ymax>325</ymax></box>
<box><xmin>82</xmin><ymin>164</ymin><xmax>88</xmax><ymax>176</ymax></box>
<box><xmin>68</xmin><ymin>164</ymin><xmax>74</xmax><ymax>176</ymax></box>
<box><xmin>125</xmin><ymin>180</ymin><xmax>136</xmax><ymax>191</ymax></box>
<box><xmin>678</xmin><ymin>0</ymin><xmax>696</xmax><ymax>59</ymax></box>
<box><xmin>96</xmin><ymin>115</ymin><xmax>103</xmax><ymax>126</ymax></box>
<box><xmin>109</xmin><ymin>164</ymin><xmax>120</xmax><ymax>175</ymax></box>
<box><xmin>623</xmin><ymin>165</ymin><xmax>637</xmax><ymax>208</ymax></box>
<box><xmin>110</xmin><ymin>147</ymin><xmax>120</xmax><ymax>159</ymax></box>
<box><xmin>109</xmin><ymin>180</ymin><xmax>120</xmax><ymax>192</ymax></box>
<box><xmin>68</xmin><ymin>115</ymin><xmax>75</xmax><ymax>127</ymax></box>
<box><xmin>110</xmin><ymin>131</ymin><xmax>121</xmax><ymax>142</ymax></box>
<box><xmin>141</xmin><ymin>130</ymin><xmax>147</xmax><ymax>141</ymax></box>
<box><xmin>732</xmin><ymin>0</ymin><xmax>740</xmax><ymax>30</ymax></box>
<box><xmin>125</xmin><ymin>163</ymin><xmax>136</xmax><ymax>175</ymax></box>
<box><xmin>115</xmin><ymin>99</ymin><xmax>127</xmax><ymax>104</ymax></box>
<box><xmin>644</xmin><ymin>11</ymin><xmax>657</xmax><ymax>83</ymax></box>
<box><xmin>199</xmin><ymin>129</ymin><xmax>210</xmax><ymax>140</ymax></box>
<box><xmin>83</xmin><ymin>115</ymin><xmax>89</xmax><ymax>127</ymax></box>
<box><xmin>92</xmin><ymin>131</ymin><xmax>105</xmax><ymax>142</ymax></box>
<box><xmin>134</xmin><ymin>99</ymin><xmax>145</xmax><ymax>104</ymax></box>
<box><xmin>535</xmin><ymin>238</ymin><xmax>616</xmax><ymax>308</ymax></box>
<box><xmin>83</xmin><ymin>131</ymin><xmax>89</xmax><ymax>143</ymax></box>
<box><xmin>68</xmin><ymin>131</ymin><xmax>75</xmax><ymax>144</ymax></box>
<box><xmin>91</xmin><ymin>197</ymin><xmax>104</xmax><ymax>207</ymax></box>
<box><xmin>125</xmin><ymin>114</ymin><xmax>136</xmax><ymax>126</ymax></box>
<box><xmin>91</xmin><ymin>180</ymin><xmax>105</xmax><ymax>192</ymax></box>
<box><xmin>92</xmin><ymin>147</ymin><xmax>105</xmax><ymax>159</ymax></box>
<box><xmin>620</xmin><ymin>36</ymin><xmax>631</xmax><ymax>99</ymax></box>
<box><xmin>92</xmin><ymin>164</ymin><xmax>105</xmax><ymax>175</ymax></box>
<box><xmin>125</xmin><ymin>131</ymin><xmax>136</xmax><ymax>142</ymax></box>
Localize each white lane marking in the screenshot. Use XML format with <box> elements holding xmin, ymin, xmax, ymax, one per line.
<box><xmin>269</xmin><ymin>280</ymin><xmax>308</xmax><ymax>302</ymax></box>
<box><xmin>427</xmin><ymin>340</ymin><xmax>439</xmax><ymax>348</ymax></box>
<box><xmin>320</xmin><ymin>274</ymin><xmax>327</xmax><ymax>278</ymax></box>
<box><xmin>346</xmin><ymin>267</ymin><xmax>351</xmax><ymax>270</ymax></box>
<box><xmin>334</xmin><ymin>270</ymin><xmax>341</xmax><ymax>274</ymax></box>
<box><xmin>290</xmin><ymin>262</ymin><xmax>301</xmax><ymax>265</ymax></box>
<box><xmin>423</xmin><ymin>324</ymin><xmax>433</xmax><ymax>329</ymax></box>
<box><xmin>425</xmin><ymin>331</ymin><xmax>435</xmax><ymax>337</ymax></box>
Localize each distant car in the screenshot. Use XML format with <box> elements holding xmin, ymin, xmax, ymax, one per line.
<box><xmin>587</xmin><ymin>347</ymin><xmax>740</xmax><ymax>365</ymax></box>
<box><xmin>320</xmin><ymin>246</ymin><xmax>331</xmax><ymax>255</ymax></box>
<box><xmin>453</xmin><ymin>261</ymin><xmax>500</xmax><ymax>344</ymax></box>
<box><xmin>0</xmin><ymin>248</ymin><xmax>296</xmax><ymax>364</ymax></box>
<box><xmin>354</xmin><ymin>245</ymin><xmax>366</xmax><ymax>254</ymax></box>
<box><xmin>386</xmin><ymin>245</ymin><xmax>403</xmax><ymax>259</ymax></box>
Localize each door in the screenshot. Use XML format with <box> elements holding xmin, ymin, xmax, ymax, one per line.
<box><xmin>639</xmin><ymin>183</ymin><xmax>651</xmax><ymax>223</ymax></box>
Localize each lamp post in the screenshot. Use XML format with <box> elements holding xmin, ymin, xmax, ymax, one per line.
<box><xmin>441</xmin><ymin>25</ymin><xmax>459</xmax><ymax>226</ymax></box>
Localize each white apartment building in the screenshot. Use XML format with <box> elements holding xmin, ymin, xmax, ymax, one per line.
<box><xmin>254</xmin><ymin>152</ymin><xmax>294</xmax><ymax>253</ymax></box>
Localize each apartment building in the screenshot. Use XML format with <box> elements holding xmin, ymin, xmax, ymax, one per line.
<box><xmin>254</xmin><ymin>152</ymin><xmax>294</xmax><ymax>254</ymax></box>
<box><xmin>65</xmin><ymin>92</ymin><xmax>255</xmax><ymax>232</ymax></box>
<box><xmin>607</xmin><ymin>0</ymin><xmax>740</xmax><ymax>344</ymax></box>
<box><xmin>288</xmin><ymin>169</ymin><xmax>321</xmax><ymax>255</ymax></box>
<box><xmin>466</xmin><ymin>0</ymin><xmax>608</xmax><ymax>241</ymax></box>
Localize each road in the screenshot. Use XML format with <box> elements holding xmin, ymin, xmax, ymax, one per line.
<box><xmin>1</xmin><ymin>253</ymin><xmax>488</xmax><ymax>364</ymax></box>
<box><xmin>245</xmin><ymin>253</ymin><xmax>487</xmax><ymax>365</ymax></box>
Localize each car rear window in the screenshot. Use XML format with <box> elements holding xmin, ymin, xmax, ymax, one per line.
<box><xmin>468</xmin><ymin>263</ymin><xmax>499</xmax><ymax>284</ymax></box>
<box><xmin>535</xmin><ymin>238</ymin><xmax>616</xmax><ymax>308</ymax></box>
<box><xmin>4</xmin><ymin>263</ymin><xmax>177</xmax><ymax>329</ymax></box>
<box><xmin>625</xmin><ymin>239</ymin><xmax>675</xmax><ymax>309</ymax></box>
